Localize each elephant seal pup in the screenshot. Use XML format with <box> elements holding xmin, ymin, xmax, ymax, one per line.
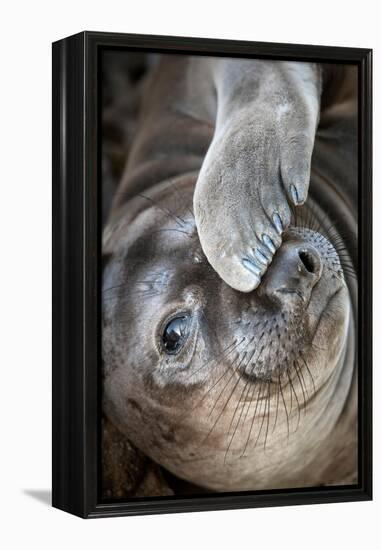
<box><xmin>102</xmin><ymin>56</ymin><xmax>357</xmax><ymax>493</ymax></box>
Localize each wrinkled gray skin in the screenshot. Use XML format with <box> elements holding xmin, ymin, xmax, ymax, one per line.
<box><xmin>103</xmin><ymin>56</ymin><xmax>357</xmax><ymax>492</ymax></box>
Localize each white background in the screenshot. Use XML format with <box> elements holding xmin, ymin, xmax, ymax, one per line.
<box><xmin>1</xmin><ymin>1</ymin><xmax>378</xmax><ymax>548</ymax></box>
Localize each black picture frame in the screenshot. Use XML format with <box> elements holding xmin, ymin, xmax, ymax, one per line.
<box><xmin>52</xmin><ymin>31</ymin><xmax>372</xmax><ymax>519</ymax></box>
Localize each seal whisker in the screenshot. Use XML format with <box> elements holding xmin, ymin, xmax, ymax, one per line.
<box><xmin>206</xmin><ymin>352</ymin><xmax>245</xmax><ymax>418</ymax></box>
<box><xmin>103</xmin><ymin>276</ymin><xmax>169</xmax><ymax>303</ymax></box>
<box><xmin>208</xmin><ymin>351</ymin><xmax>248</xmax><ymax>421</ymax></box>
<box><xmin>194</xmin><ymin>344</ymin><xmax>242</xmax><ymax>388</ymax></box>
<box><xmin>287</xmin><ymin>368</ymin><xmax>301</xmax><ymax>431</ymax></box>
<box><xmin>296</xmin><ymin>358</ymin><xmax>309</xmax><ymax>400</ymax></box>
<box><xmin>102</xmin><ymin>282</ymin><xmax>125</xmax><ymax>293</ymax></box>
<box><xmin>204</xmin><ymin>335</ymin><xmax>255</xmax><ymax>418</ymax></box>
<box><xmin>262</xmin><ymin>381</ymin><xmax>272</xmax><ymax>450</ymax></box>
<box><xmin>229</xmin><ymin>351</ymin><xmax>257</xmax><ymax>429</ymax></box>
<box><xmin>287</xmin><ymin>365</ymin><xmax>293</xmax><ymax>416</ymax></box>
<box><xmin>252</xmin><ymin>381</ymin><xmax>269</xmax><ymax>450</ymax></box>
<box><xmin>240</xmin><ymin>381</ymin><xmax>264</xmax><ymax>457</ymax></box>
<box><xmin>223</xmin><ymin>388</ymin><xmax>251</xmax><ymax>462</ymax></box>
<box><xmin>279</xmin><ymin>377</ymin><xmax>290</xmax><ymax>439</ymax></box>
<box><xmin>103</xmin><ymin>288</ymin><xmax>161</xmax><ymax>301</ymax></box>
<box><xmin>299</xmin><ymin>352</ymin><xmax>316</xmax><ymax>394</ymax></box>
<box><xmin>223</xmin><ymin>379</ymin><xmax>252</xmax><ymax>462</ymax></box>
<box><xmin>236</xmin><ymin>360</ymin><xmax>259</xmax><ymax>449</ymax></box>
<box><xmin>202</xmin><ymin>336</ymin><xmax>250</xmax><ymax>399</ymax></box>
<box><xmin>169</xmin><ymin>340</ymin><xmax>243</xmax><ymax>407</ymax></box>
<box><xmin>178</xmin><ymin>343</ymin><xmax>248</xmax><ymax>426</ymax></box>
<box><xmin>183</xmin><ymin>338</ymin><xmax>242</xmax><ymax>382</ymax></box>
<box><xmin>199</xmin><ymin>354</ymin><xmax>249</xmax><ymax>447</ymax></box>
<box><xmin>293</xmin><ymin>360</ymin><xmax>308</xmax><ymax>412</ymax></box>
<box><xmin>223</xmin><ymin>348</ymin><xmax>259</xmax><ymax>461</ymax></box>
<box><xmin>272</xmin><ymin>373</ymin><xmax>281</xmax><ymax>433</ymax></box>
<box><xmin>151</xmin><ymin>228</ymin><xmax>193</xmax><ymax>237</ymax></box>
<box><xmin>137</xmin><ymin>192</ymin><xmax>187</xmax><ymax>227</ymax></box>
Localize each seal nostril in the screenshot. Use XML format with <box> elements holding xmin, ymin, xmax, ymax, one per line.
<box><xmin>299</xmin><ymin>250</ymin><xmax>316</xmax><ymax>274</ymax></box>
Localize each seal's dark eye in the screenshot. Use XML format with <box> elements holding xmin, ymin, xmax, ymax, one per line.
<box><xmin>162</xmin><ymin>316</ymin><xmax>189</xmax><ymax>354</ymax></box>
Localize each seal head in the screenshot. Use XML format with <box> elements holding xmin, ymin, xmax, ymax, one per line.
<box><xmin>102</xmin><ymin>175</ymin><xmax>353</xmax><ymax>491</ymax></box>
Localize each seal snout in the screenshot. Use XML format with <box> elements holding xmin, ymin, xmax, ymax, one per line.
<box><xmin>259</xmin><ymin>240</ymin><xmax>322</xmax><ymax>305</ymax></box>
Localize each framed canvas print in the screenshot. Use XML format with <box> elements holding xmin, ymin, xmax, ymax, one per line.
<box><xmin>52</xmin><ymin>31</ymin><xmax>372</xmax><ymax>518</ymax></box>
